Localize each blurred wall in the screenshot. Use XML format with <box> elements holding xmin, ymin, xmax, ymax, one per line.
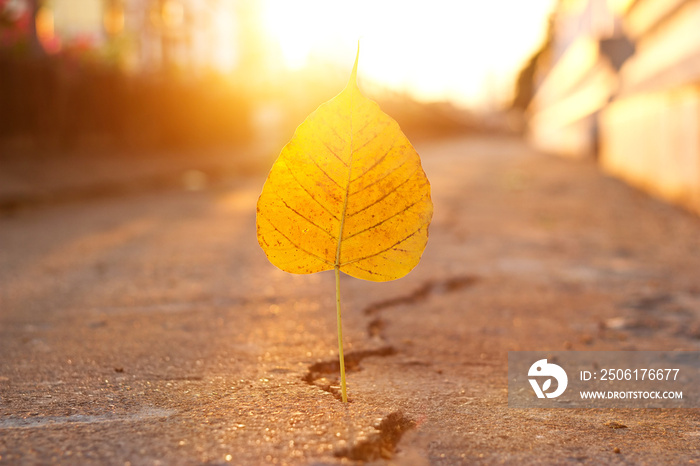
<box><xmin>527</xmin><ymin>0</ymin><xmax>633</xmax><ymax>158</ymax></box>
<box><xmin>527</xmin><ymin>0</ymin><xmax>700</xmax><ymax>214</ymax></box>
<box><xmin>600</xmin><ymin>0</ymin><xmax>700</xmax><ymax>214</ymax></box>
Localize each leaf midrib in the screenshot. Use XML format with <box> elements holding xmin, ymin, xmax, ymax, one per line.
<box><xmin>334</xmin><ymin>91</ymin><xmax>354</xmax><ymax>269</ymax></box>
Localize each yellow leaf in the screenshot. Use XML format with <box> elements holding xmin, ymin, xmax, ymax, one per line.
<box><xmin>256</xmin><ymin>48</ymin><xmax>433</xmax><ymax>282</ymax></box>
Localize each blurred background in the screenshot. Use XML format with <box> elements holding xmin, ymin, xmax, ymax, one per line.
<box><xmin>524</xmin><ymin>0</ymin><xmax>700</xmax><ymax>216</ymax></box>
<box><xmin>0</xmin><ymin>0</ymin><xmax>553</xmax><ymax>205</ymax></box>
<box><xmin>1</xmin><ymin>0</ymin><xmax>699</xmax><ymax>215</ymax></box>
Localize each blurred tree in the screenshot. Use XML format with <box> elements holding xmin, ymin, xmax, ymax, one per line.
<box><xmin>512</xmin><ymin>14</ymin><xmax>554</xmax><ymax>111</ymax></box>
<box><xmin>25</xmin><ymin>0</ymin><xmax>44</xmax><ymax>57</ymax></box>
<box><xmin>0</xmin><ymin>0</ymin><xmax>41</xmax><ymax>56</ymax></box>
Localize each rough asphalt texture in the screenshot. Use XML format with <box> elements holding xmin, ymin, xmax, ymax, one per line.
<box><xmin>1</xmin><ymin>136</ymin><xmax>699</xmax><ymax>465</ymax></box>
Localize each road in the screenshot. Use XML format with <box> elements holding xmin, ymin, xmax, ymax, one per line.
<box><xmin>1</xmin><ymin>136</ymin><xmax>700</xmax><ymax>464</ymax></box>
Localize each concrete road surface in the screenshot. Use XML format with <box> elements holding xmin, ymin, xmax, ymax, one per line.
<box><xmin>1</xmin><ymin>136</ymin><xmax>700</xmax><ymax>464</ymax></box>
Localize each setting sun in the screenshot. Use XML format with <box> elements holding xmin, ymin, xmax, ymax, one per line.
<box><xmin>256</xmin><ymin>0</ymin><xmax>556</xmax><ymax>108</ymax></box>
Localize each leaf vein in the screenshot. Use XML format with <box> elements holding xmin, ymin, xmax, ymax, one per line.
<box><xmin>347</xmin><ymin>166</ymin><xmax>422</xmax><ymax>217</ymax></box>
<box><xmin>348</xmin><ymin>122</ymin><xmax>395</xmax><ymax>181</ymax></box>
<box><xmin>275</xmin><ymin>194</ymin><xmax>337</xmax><ymax>239</ymax></box>
<box><xmin>350</xmin><ymin>122</ymin><xmax>379</xmax><ymax>153</ymax></box>
<box><xmin>349</xmin><ymin>157</ymin><xmax>409</xmax><ymax>196</ymax></box>
<box><xmin>340</xmin><ymin>224</ymin><xmax>426</xmax><ymax>267</ymax></box>
<box><xmin>342</xmin><ymin>263</ymin><xmax>393</xmax><ymax>279</ymax></box>
<box><xmin>351</xmin><ymin>145</ymin><xmax>394</xmax><ymax>183</ymax></box>
<box><xmin>354</xmin><ymin>119</ymin><xmax>372</xmax><ymax>136</ymax></box>
<box><xmin>320</xmin><ymin>139</ymin><xmax>348</xmax><ymax>167</ymax></box>
<box><xmin>305</xmin><ymin>152</ymin><xmax>342</xmax><ymax>189</ymax></box>
<box><xmin>344</xmin><ymin>192</ymin><xmax>428</xmax><ymax>240</ymax></box>
<box><xmin>322</xmin><ymin>120</ymin><xmax>346</xmax><ymax>148</ymax></box>
<box><xmin>283</xmin><ymin>161</ymin><xmax>340</xmax><ymax>221</ymax></box>
<box><xmin>263</xmin><ymin>215</ymin><xmax>334</xmax><ymax>266</ymax></box>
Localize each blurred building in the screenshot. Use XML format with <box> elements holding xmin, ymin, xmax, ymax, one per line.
<box><xmin>6</xmin><ymin>0</ymin><xmax>245</xmax><ymax>73</ymax></box>
<box><xmin>527</xmin><ymin>0</ymin><xmax>700</xmax><ymax>214</ymax></box>
<box><xmin>0</xmin><ymin>0</ymin><xmax>257</xmax><ymax>151</ymax></box>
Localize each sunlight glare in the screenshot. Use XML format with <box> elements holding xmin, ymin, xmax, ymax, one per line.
<box><xmin>259</xmin><ymin>0</ymin><xmax>556</xmax><ymax>108</ymax></box>
<box><xmin>212</xmin><ymin>2</ymin><xmax>238</xmax><ymax>72</ymax></box>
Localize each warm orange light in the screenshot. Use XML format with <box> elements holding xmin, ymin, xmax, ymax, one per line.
<box><xmin>257</xmin><ymin>0</ymin><xmax>557</xmax><ymax>108</ymax></box>
<box><xmin>104</xmin><ymin>3</ymin><xmax>125</xmax><ymax>37</ymax></box>
<box><xmin>161</xmin><ymin>0</ymin><xmax>185</xmax><ymax>30</ymax></box>
<box><xmin>211</xmin><ymin>3</ymin><xmax>237</xmax><ymax>72</ymax></box>
<box><xmin>36</xmin><ymin>6</ymin><xmax>60</xmax><ymax>53</ymax></box>
<box><xmin>608</xmin><ymin>0</ymin><xmax>635</xmax><ymax>14</ymax></box>
<box><xmin>35</xmin><ymin>7</ymin><xmax>54</xmax><ymax>40</ymax></box>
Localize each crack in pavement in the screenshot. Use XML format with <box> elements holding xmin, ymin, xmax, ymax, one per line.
<box><xmin>334</xmin><ymin>411</ymin><xmax>416</xmax><ymax>461</ymax></box>
<box><xmin>364</xmin><ymin>275</ymin><xmax>480</xmax><ymax>340</ymax></box>
<box><xmin>302</xmin><ymin>346</ymin><xmax>397</xmax><ymax>401</ymax></box>
<box><xmin>300</xmin><ymin>274</ymin><xmax>478</xmax><ymax>457</ymax></box>
<box><xmin>363</xmin><ymin>275</ymin><xmax>479</xmax><ymax>316</ymax></box>
<box><xmin>367</xmin><ymin>316</ymin><xmax>387</xmax><ymax>339</ymax></box>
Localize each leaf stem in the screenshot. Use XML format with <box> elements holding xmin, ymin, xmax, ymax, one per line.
<box><xmin>335</xmin><ymin>265</ymin><xmax>348</xmax><ymax>402</ymax></box>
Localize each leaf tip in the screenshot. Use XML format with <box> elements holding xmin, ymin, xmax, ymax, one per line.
<box><xmin>349</xmin><ymin>41</ymin><xmax>360</xmax><ymax>88</ymax></box>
